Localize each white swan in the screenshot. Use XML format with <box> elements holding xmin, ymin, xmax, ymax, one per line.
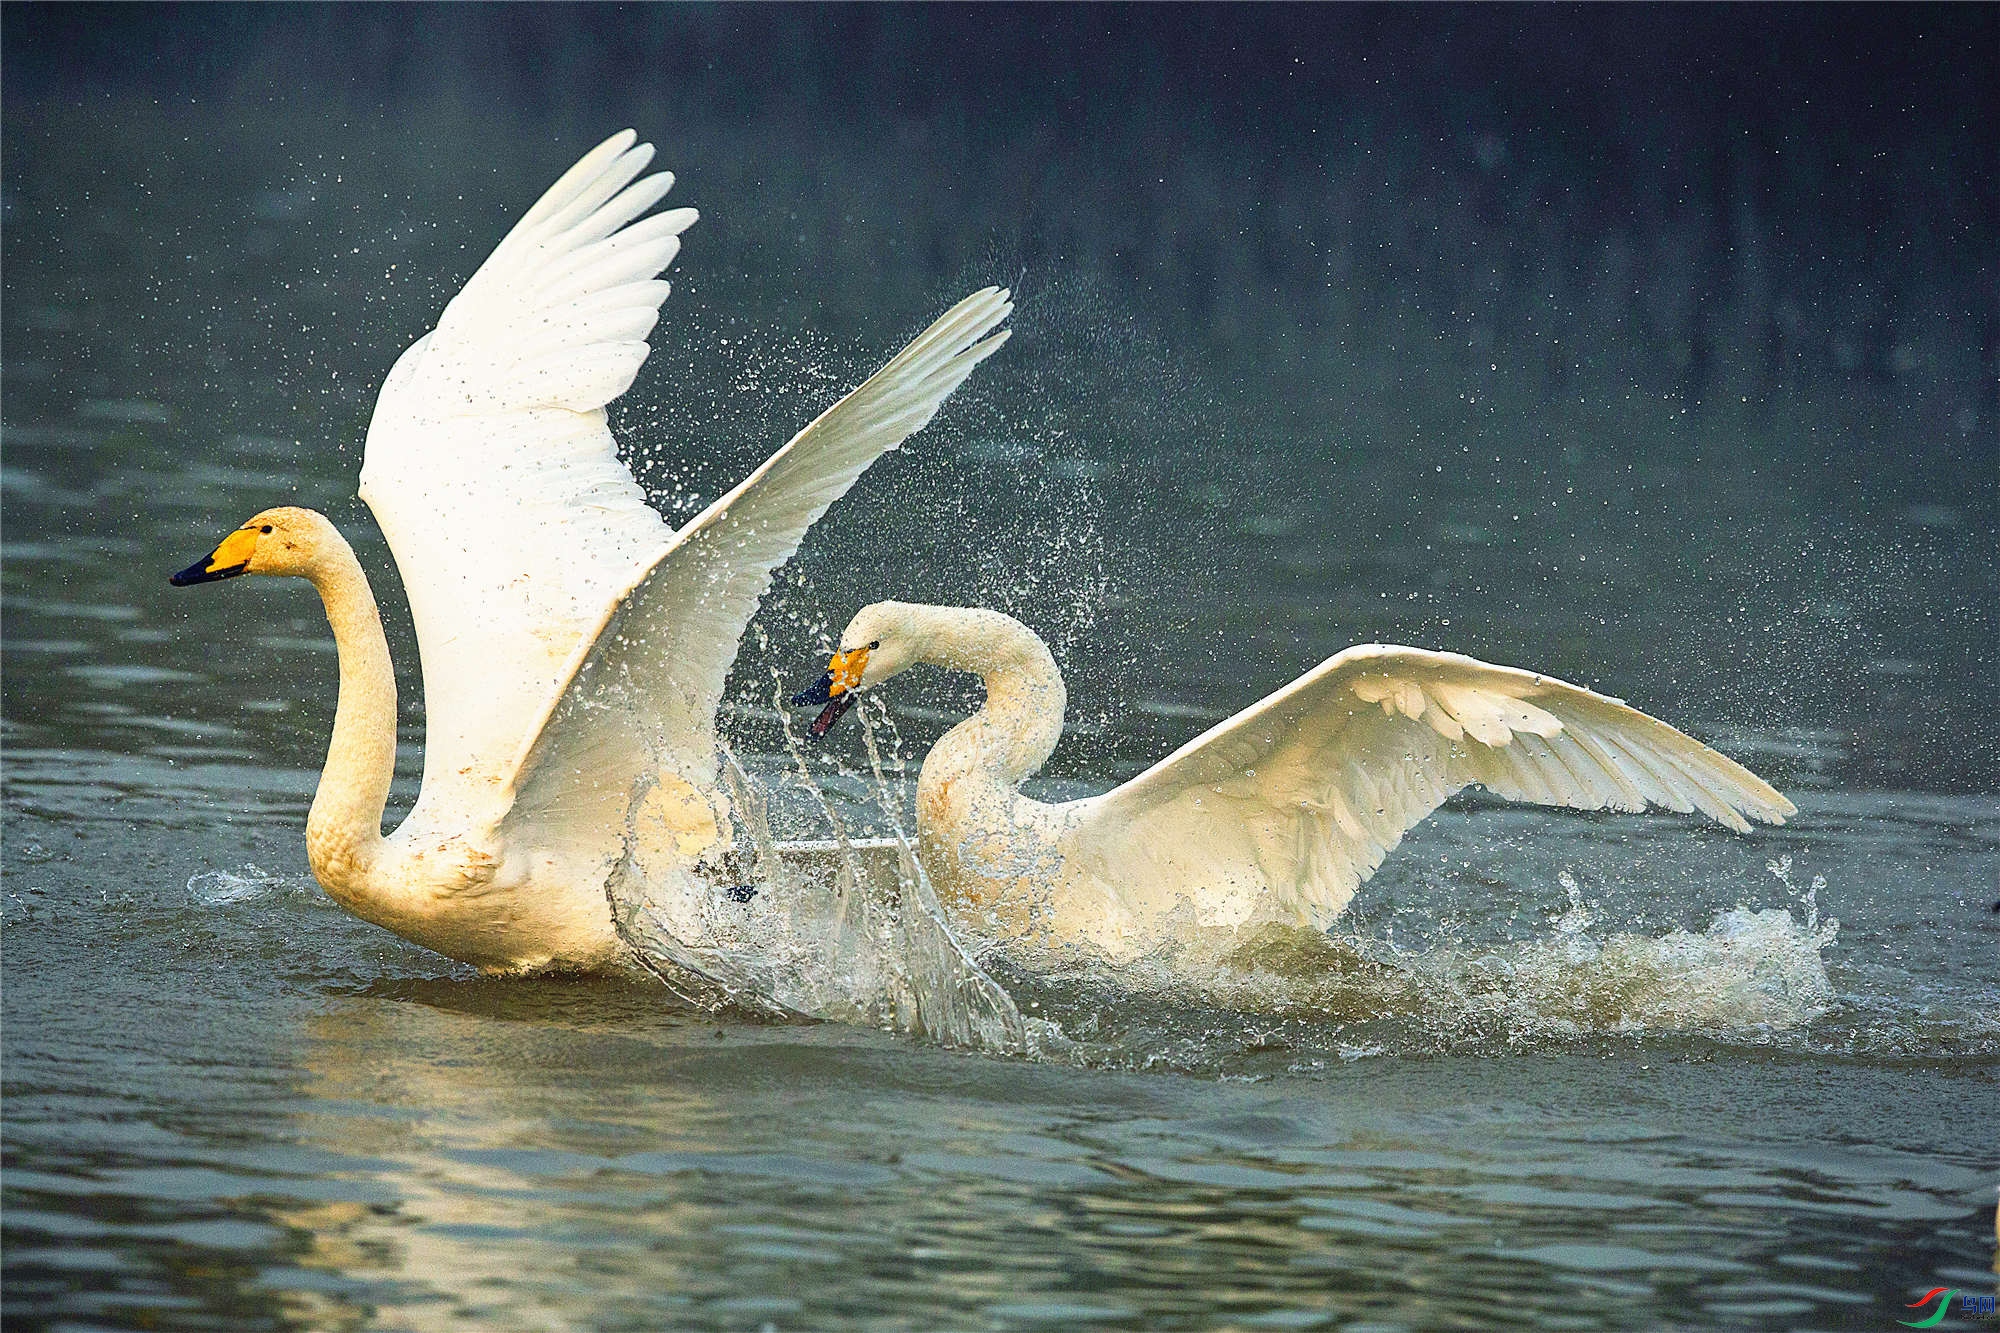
<box><xmin>794</xmin><ymin>602</ymin><xmax>1796</xmax><ymax>958</ymax></box>
<box><xmin>170</xmin><ymin>131</ymin><xmax>1012</xmax><ymax>973</ymax></box>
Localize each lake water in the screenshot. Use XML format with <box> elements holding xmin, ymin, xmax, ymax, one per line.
<box><xmin>6</xmin><ymin>76</ymin><xmax>1998</xmax><ymax>1333</ymax></box>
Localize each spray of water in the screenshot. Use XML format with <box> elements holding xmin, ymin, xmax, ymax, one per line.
<box><xmin>608</xmin><ymin>675</ymin><xmax>1056</xmax><ymax>1055</ymax></box>
<box><xmin>513</xmin><ymin>357</ymin><xmax>1856</xmax><ymax>1059</ymax></box>
<box><xmin>186</xmin><ymin>865</ymin><xmax>287</xmax><ymax>904</ymax></box>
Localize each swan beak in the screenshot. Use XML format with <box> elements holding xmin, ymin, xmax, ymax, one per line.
<box><xmin>169</xmin><ymin>528</ymin><xmax>258</xmax><ymax>586</ymax></box>
<box><xmin>791</xmin><ymin>645</ymin><xmax>870</xmax><ymax>739</ymax></box>
<box><xmin>808</xmin><ymin>692</ymin><xmax>858</xmax><ymax>739</ymax></box>
<box><xmin>789</xmin><ymin>670</ymin><xmax>836</xmax><ymax>707</ymax></box>
<box><xmin>789</xmin><ymin>668</ymin><xmax>858</xmax><ymax>739</ymax></box>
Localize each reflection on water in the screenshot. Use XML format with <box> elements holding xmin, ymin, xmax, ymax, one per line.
<box><xmin>7</xmin><ymin>959</ymin><xmax>1995</xmax><ymax>1332</ymax></box>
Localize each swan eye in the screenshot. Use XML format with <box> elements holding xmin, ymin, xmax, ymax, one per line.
<box><xmin>260</xmin><ymin>525</ymin><xmax>273</xmax><ymax>534</ymax></box>
<box><xmin>870</xmin><ymin>640</ymin><xmax>880</xmax><ymax>649</ymax></box>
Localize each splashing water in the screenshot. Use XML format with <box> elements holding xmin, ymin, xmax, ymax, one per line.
<box><xmin>1379</xmin><ymin>887</ymin><xmax>1840</xmax><ymax>1040</ymax></box>
<box><xmin>609</xmin><ymin>693</ymin><xmax>1053</xmax><ymax>1055</ymax></box>
<box><xmin>999</xmin><ymin>856</ymin><xmax>1845</xmax><ymax>1068</ymax></box>
<box><xmin>604</xmin><ymin>546</ymin><xmax>1844</xmax><ymax>1062</ymax></box>
<box><xmin>186</xmin><ymin>865</ymin><xmax>287</xmax><ymax>905</ymax></box>
<box><xmin>616</xmin><ymin>743</ymin><xmax>1845</xmax><ymax>1066</ymax></box>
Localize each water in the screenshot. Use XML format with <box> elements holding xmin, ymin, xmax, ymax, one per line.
<box><xmin>7</xmin><ymin>19</ymin><xmax>2000</xmax><ymax>1331</ymax></box>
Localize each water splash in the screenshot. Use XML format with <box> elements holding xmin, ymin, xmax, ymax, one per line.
<box><xmin>980</xmin><ymin>857</ymin><xmax>1845</xmax><ymax>1070</ymax></box>
<box><xmin>1384</xmin><ymin>897</ymin><xmax>1839</xmax><ymax>1039</ymax></box>
<box><xmin>609</xmin><ymin>694</ymin><xmax>1052</xmax><ymax>1056</ymax></box>
<box><xmin>616</xmin><ymin>722</ymin><xmax>1849</xmax><ymax>1063</ymax></box>
<box><xmin>186</xmin><ymin>864</ymin><xmax>286</xmax><ymax>905</ymax></box>
<box><xmin>613</xmin><ymin>561</ymin><xmax>1847</xmax><ymax>1064</ymax></box>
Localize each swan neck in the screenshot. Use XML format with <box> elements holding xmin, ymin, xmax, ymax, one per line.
<box><xmin>303</xmin><ymin>531</ymin><xmax>397</xmax><ymax>893</ymax></box>
<box><xmin>918</xmin><ymin>609</ymin><xmax>1065</xmax><ymax>789</ymax></box>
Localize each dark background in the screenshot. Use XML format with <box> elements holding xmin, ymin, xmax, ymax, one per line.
<box><xmin>9</xmin><ymin>4</ymin><xmax>1995</xmax><ymax>415</ymax></box>
<box><xmin>5</xmin><ymin>4</ymin><xmax>1996</xmax><ymax>790</ymax></box>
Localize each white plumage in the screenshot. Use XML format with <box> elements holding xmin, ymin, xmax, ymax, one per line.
<box><xmin>803</xmin><ymin>603</ymin><xmax>1796</xmax><ymax>958</ymax></box>
<box><xmin>358</xmin><ymin>129</ymin><xmax>696</xmax><ymax>833</ymax></box>
<box><xmin>173</xmin><ymin>132</ymin><xmax>1012</xmax><ymax>972</ymax></box>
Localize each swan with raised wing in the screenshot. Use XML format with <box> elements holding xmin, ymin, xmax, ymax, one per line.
<box><xmin>794</xmin><ymin>602</ymin><xmax>1795</xmax><ymax>959</ymax></box>
<box><xmin>170</xmin><ymin>132</ymin><xmax>1011</xmax><ymax>973</ymax></box>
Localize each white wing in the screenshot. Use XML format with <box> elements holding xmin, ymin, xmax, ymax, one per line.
<box><xmin>1061</xmin><ymin>645</ymin><xmax>1795</xmax><ymax>927</ymax></box>
<box><xmin>493</xmin><ymin>289</ymin><xmax>1014</xmax><ymax>876</ymax></box>
<box><xmin>358</xmin><ymin>130</ymin><xmax>697</xmax><ymax>827</ymax></box>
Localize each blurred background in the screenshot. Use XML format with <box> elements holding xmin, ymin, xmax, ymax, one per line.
<box><xmin>5</xmin><ymin>4</ymin><xmax>1996</xmax><ymax>792</ymax></box>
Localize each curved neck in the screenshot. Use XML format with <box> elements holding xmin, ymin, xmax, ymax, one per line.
<box><xmin>302</xmin><ymin>531</ymin><xmax>397</xmax><ymax>895</ymax></box>
<box><xmin>910</xmin><ymin>607</ymin><xmax>1066</xmax><ymax>793</ymax></box>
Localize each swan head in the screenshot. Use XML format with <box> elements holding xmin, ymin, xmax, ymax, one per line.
<box><xmin>170</xmin><ymin>506</ymin><xmax>335</xmax><ymax>585</ymax></box>
<box><xmin>788</xmin><ymin>600</ymin><xmax>925</xmax><ymax>737</ymax></box>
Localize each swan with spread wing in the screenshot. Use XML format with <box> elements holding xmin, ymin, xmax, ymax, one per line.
<box><xmin>169</xmin><ymin>132</ymin><xmax>1011</xmax><ymax>972</ymax></box>
<box><xmin>794</xmin><ymin>602</ymin><xmax>1795</xmax><ymax>959</ymax></box>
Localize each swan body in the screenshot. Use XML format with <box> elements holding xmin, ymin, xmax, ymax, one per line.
<box><xmin>797</xmin><ymin>602</ymin><xmax>1797</xmax><ymax>959</ymax></box>
<box><xmin>171</xmin><ymin>132</ymin><xmax>1011</xmax><ymax>972</ymax></box>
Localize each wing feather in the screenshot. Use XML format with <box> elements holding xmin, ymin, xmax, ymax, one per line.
<box><xmin>360</xmin><ymin>131</ymin><xmax>695</xmax><ymax>833</ymax></box>
<box><xmin>494</xmin><ymin>290</ymin><xmax>1014</xmax><ymax>879</ymax></box>
<box><xmin>1062</xmin><ymin>646</ymin><xmax>1793</xmax><ymax>927</ymax></box>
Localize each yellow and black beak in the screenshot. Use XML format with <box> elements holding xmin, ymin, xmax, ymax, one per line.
<box><xmin>790</xmin><ymin>645</ymin><xmax>871</xmax><ymax>739</ymax></box>
<box><xmin>169</xmin><ymin>527</ymin><xmax>258</xmax><ymax>586</ymax></box>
